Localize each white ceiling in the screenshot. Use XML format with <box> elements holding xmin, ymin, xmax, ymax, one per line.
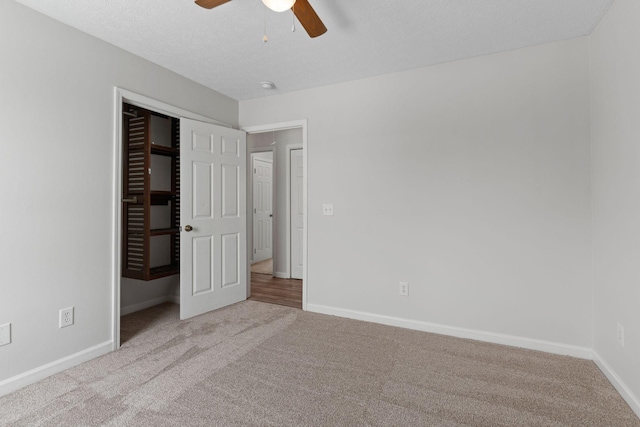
<box><xmin>13</xmin><ymin>0</ymin><xmax>613</xmax><ymax>101</ymax></box>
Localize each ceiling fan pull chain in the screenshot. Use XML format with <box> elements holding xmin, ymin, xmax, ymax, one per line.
<box><xmin>292</xmin><ymin>4</ymin><xmax>296</xmax><ymax>32</ymax></box>
<box><xmin>263</xmin><ymin>9</ymin><xmax>268</xmax><ymax>42</ymax></box>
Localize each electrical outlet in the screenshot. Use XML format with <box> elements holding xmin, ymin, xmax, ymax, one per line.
<box><xmin>322</xmin><ymin>204</ymin><xmax>334</xmax><ymax>216</ymax></box>
<box><xmin>617</xmin><ymin>322</ymin><xmax>624</xmax><ymax>347</ymax></box>
<box><xmin>399</xmin><ymin>282</ymin><xmax>409</xmax><ymax>296</ymax></box>
<box><xmin>0</xmin><ymin>323</ymin><xmax>11</xmax><ymax>346</ymax></box>
<box><xmin>59</xmin><ymin>307</ymin><xmax>74</xmax><ymax>328</ymax></box>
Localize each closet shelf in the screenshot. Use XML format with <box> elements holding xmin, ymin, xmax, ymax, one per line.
<box><xmin>150</xmin><ymin>145</ymin><xmax>179</xmax><ymax>156</ymax></box>
<box><xmin>128</xmin><ymin>145</ymin><xmax>179</xmax><ymax>156</ymax></box>
<box><xmin>123</xmin><ymin>192</ymin><xmax>176</xmax><ymax>205</ymax></box>
<box><xmin>125</xmin><ymin>191</ymin><xmax>176</xmax><ymax>196</ymax></box>
<box><xmin>149</xmin><ymin>264</ymin><xmax>180</xmax><ymax>280</ymax></box>
<box><xmin>150</xmin><ymin>228</ymin><xmax>180</xmax><ymax>236</ymax></box>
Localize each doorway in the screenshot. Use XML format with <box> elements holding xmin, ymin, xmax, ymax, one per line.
<box><xmin>112</xmin><ymin>88</ymin><xmax>244</xmax><ymax>349</ymax></box>
<box><xmin>244</xmin><ymin>122</ymin><xmax>307</xmax><ymax>309</ymax></box>
<box><xmin>120</xmin><ymin>102</ymin><xmax>181</xmax><ymax>345</ymax></box>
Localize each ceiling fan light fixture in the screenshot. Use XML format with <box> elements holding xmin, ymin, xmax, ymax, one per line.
<box><xmin>262</xmin><ymin>0</ymin><xmax>295</xmax><ymax>12</ymax></box>
<box><xmin>260</xmin><ymin>81</ymin><xmax>276</xmax><ymax>90</ymax></box>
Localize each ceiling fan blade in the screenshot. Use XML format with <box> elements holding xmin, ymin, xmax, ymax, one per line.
<box><xmin>293</xmin><ymin>0</ymin><xmax>327</xmax><ymax>38</ymax></box>
<box><xmin>194</xmin><ymin>0</ymin><xmax>232</xmax><ymax>9</ymax></box>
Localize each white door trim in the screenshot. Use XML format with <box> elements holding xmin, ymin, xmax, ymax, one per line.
<box><xmin>286</xmin><ymin>144</ymin><xmax>303</xmax><ymax>279</ymax></box>
<box><xmin>242</xmin><ymin>120</ymin><xmax>308</xmax><ymax>311</ymax></box>
<box><xmin>112</xmin><ymin>87</ymin><xmax>233</xmax><ymax>350</ymax></box>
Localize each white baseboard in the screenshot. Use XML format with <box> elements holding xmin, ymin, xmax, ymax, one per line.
<box><xmin>168</xmin><ymin>294</ymin><xmax>180</xmax><ymax>304</ymax></box>
<box><xmin>592</xmin><ymin>351</ymin><xmax>640</xmax><ymax>419</ymax></box>
<box><xmin>120</xmin><ymin>296</ymin><xmax>171</xmax><ymax>316</ymax></box>
<box><xmin>306</xmin><ymin>304</ymin><xmax>592</xmax><ymax>359</ymax></box>
<box><xmin>0</xmin><ymin>340</ymin><xmax>112</xmax><ymax>397</ymax></box>
<box><xmin>274</xmin><ymin>271</ymin><xmax>289</xmax><ymax>279</ymax></box>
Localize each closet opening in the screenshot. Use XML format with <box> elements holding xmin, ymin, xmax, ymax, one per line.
<box><xmin>120</xmin><ymin>102</ymin><xmax>181</xmax><ymax>344</ymax></box>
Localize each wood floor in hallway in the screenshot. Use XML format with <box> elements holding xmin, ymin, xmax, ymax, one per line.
<box><xmin>249</xmin><ymin>273</ymin><xmax>302</xmax><ymax>309</ymax></box>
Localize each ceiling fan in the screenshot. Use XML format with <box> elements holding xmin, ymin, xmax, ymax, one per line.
<box><xmin>194</xmin><ymin>0</ymin><xmax>327</xmax><ymax>38</ymax></box>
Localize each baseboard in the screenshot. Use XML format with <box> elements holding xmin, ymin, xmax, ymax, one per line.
<box><xmin>592</xmin><ymin>351</ymin><xmax>640</xmax><ymax>419</ymax></box>
<box><xmin>0</xmin><ymin>340</ymin><xmax>112</xmax><ymax>397</ymax></box>
<box><xmin>168</xmin><ymin>294</ymin><xmax>180</xmax><ymax>304</ymax></box>
<box><xmin>120</xmin><ymin>296</ymin><xmax>171</xmax><ymax>316</ymax></box>
<box><xmin>274</xmin><ymin>271</ymin><xmax>289</xmax><ymax>279</ymax></box>
<box><xmin>306</xmin><ymin>304</ymin><xmax>592</xmax><ymax>359</ymax></box>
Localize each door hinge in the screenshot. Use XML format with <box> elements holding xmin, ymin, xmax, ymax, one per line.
<box><xmin>254</xmin><ymin>208</ymin><xmax>256</xmax><ymax>213</ymax></box>
<box><xmin>254</xmin><ymin>168</ymin><xmax>256</xmax><ymax>173</ymax></box>
<box><xmin>254</xmin><ymin>249</ymin><xmax>256</xmax><ymax>254</ymax></box>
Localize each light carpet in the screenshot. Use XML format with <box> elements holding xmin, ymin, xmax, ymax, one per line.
<box><xmin>1</xmin><ymin>301</ymin><xmax>639</xmax><ymax>426</ymax></box>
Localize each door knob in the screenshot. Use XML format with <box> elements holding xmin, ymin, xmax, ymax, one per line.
<box><xmin>269</xmin><ymin>214</ymin><xmax>273</xmax><ymax>217</ymax></box>
<box><xmin>184</xmin><ymin>225</ymin><xmax>193</xmax><ymax>232</ymax></box>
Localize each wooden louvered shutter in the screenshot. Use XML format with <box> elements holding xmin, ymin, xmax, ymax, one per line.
<box><xmin>122</xmin><ymin>103</ymin><xmax>180</xmax><ymax>280</ymax></box>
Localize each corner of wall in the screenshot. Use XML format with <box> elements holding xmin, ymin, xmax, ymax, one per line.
<box><xmin>0</xmin><ymin>341</ymin><xmax>113</xmax><ymax>397</ymax></box>
<box><xmin>592</xmin><ymin>351</ymin><xmax>640</xmax><ymax>419</ymax></box>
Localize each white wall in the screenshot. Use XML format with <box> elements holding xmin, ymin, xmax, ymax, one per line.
<box><xmin>9</xmin><ymin>0</ymin><xmax>637</xmax><ymax>409</ymax></box>
<box><xmin>0</xmin><ymin>0</ymin><xmax>237</xmax><ymax>387</ymax></box>
<box><xmin>120</xmin><ymin>276</ymin><xmax>178</xmax><ymax>314</ymax></box>
<box><xmin>240</xmin><ymin>38</ymin><xmax>593</xmax><ymax>351</ymax></box>
<box><xmin>253</xmin><ymin>151</ymin><xmax>273</xmax><ymax>161</ymax></box>
<box><xmin>590</xmin><ymin>0</ymin><xmax>640</xmax><ymax>410</ymax></box>
<box><xmin>248</xmin><ymin>129</ymin><xmax>303</xmax><ymax>276</ymax></box>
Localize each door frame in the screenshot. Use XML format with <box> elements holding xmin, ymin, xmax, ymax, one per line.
<box><xmin>286</xmin><ymin>145</ymin><xmax>303</xmax><ymax>279</ymax></box>
<box><xmin>242</xmin><ymin>120</ymin><xmax>308</xmax><ymax>310</ymax></box>
<box><xmin>249</xmin><ymin>148</ymin><xmax>276</xmax><ymax>274</ymax></box>
<box><xmin>112</xmin><ymin>87</ymin><xmax>232</xmax><ymax>350</ymax></box>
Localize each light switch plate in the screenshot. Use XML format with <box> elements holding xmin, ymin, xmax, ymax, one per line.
<box><xmin>0</xmin><ymin>323</ymin><xmax>11</xmax><ymax>346</ymax></box>
<box><xmin>322</xmin><ymin>204</ymin><xmax>334</xmax><ymax>216</ymax></box>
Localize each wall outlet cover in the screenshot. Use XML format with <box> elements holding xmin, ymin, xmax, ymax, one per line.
<box><xmin>616</xmin><ymin>322</ymin><xmax>624</xmax><ymax>347</ymax></box>
<box><xmin>322</xmin><ymin>204</ymin><xmax>334</xmax><ymax>216</ymax></box>
<box><xmin>60</xmin><ymin>307</ymin><xmax>74</xmax><ymax>328</ymax></box>
<box><xmin>399</xmin><ymin>282</ymin><xmax>409</xmax><ymax>296</ymax></box>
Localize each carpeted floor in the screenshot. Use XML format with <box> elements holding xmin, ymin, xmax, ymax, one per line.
<box><xmin>1</xmin><ymin>301</ymin><xmax>639</xmax><ymax>426</ymax></box>
<box><xmin>251</xmin><ymin>258</ymin><xmax>273</xmax><ymax>275</ymax></box>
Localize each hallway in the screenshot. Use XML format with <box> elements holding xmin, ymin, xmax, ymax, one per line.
<box><xmin>249</xmin><ymin>273</ymin><xmax>302</xmax><ymax>309</ymax></box>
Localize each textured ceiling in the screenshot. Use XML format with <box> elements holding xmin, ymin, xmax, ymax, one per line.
<box><xmin>13</xmin><ymin>0</ymin><xmax>613</xmax><ymax>101</ymax></box>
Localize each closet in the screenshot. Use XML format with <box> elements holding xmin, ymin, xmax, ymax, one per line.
<box><xmin>121</xmin><ymin>103</ymin><xmax>180</xmax><ymax>280</ymax></box>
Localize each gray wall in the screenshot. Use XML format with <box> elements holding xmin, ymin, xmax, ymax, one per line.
<box><xmin>241</xmin><ymin>38</ymin><xmax>593</xmax><ymax>349</ymax></box>
<box><xmin>253</xmin><ymin>151</ymin><xmax>274</xmax><ymax>161</ymax></box>
<box><xmin>0</xmin><ymin>1</ymin><xmax>237</xmax><ymax>385</ymax></box>
<box><xmin>590</xmin><ymin>0</ymin><xmax>640</xmax><ymax>410</ymax></box>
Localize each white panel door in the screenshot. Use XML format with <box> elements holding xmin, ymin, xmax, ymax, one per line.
<box><xmin>290</xmin><ymin>149</ymin><xmax>304</xmax><ymax>280</ymax></box>
<box><xmin>252</xmin><ymin>157</ymin><xmax>273</xmax><ymax>263</ymax></box>
<box><xmin>180</xmin><ymin>118</ymin><xmax>247</xmax><ymax>320</ymax></box>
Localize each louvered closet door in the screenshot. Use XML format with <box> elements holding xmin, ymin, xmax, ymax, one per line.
<box><xmin>122</xmin><ymin>107</ymin><xmax>149</xmax><ymax>279</ymax></box>
<box><xmin>180</xmin><ymin>118</ymin><xmax>247</xmax><ymax>320</ymax></box>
